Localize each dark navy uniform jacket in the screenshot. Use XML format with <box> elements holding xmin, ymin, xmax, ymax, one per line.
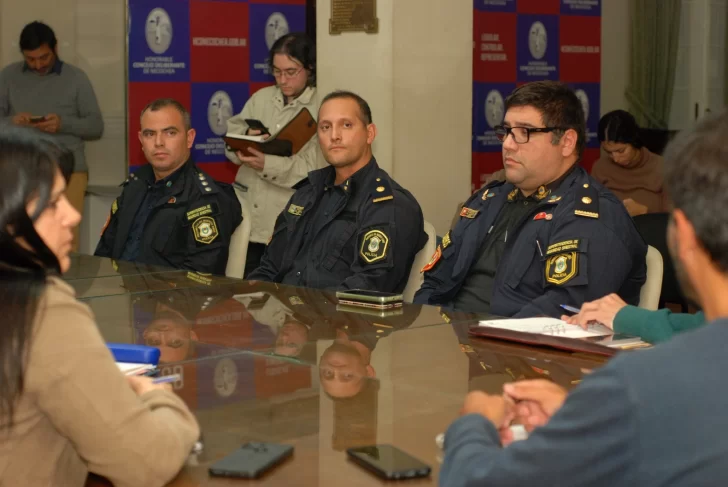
<box><xmin>414</xmin><ymin>166</ymin><xmax>647</xmax><ymax>318</ymax></box>
<box><xmin>95</xmin><ymin>159</ymin><xmax>242</xmax><ymax>275</ymax></box>
<box><xmin>248</xmin><ymin>158</ymin><xmax>427</xmax><ymax>292</ymax></box>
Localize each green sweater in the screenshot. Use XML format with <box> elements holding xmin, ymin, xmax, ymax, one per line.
<box><xmin>614</xmin><ymin>306</ymin><xmax>705</xmax><ymax>344</ymax></box>
<box><xmin>0</xmin><ymin>61</ymin><xmax>103</xmax><ymax>172</ymax></box>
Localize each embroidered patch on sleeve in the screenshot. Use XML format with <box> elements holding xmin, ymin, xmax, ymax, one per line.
<box><xmin>192</xmin><ymin>216</ymin><xmax>219</xmax><ymax>244</ymax></box>
<box><xmin>360</xmin><ymin>229</ymin><xmax>389</xmax><ymax>263</ymax></box>
<box><xmin>545</xmin><ymin>252</ymin><xmax>578</xmax><ymax>285</ymax></box>
<box><xmin>421</xmin><ymin>245</ymin><xmax>442</xmax><ymax>273</ymax></box>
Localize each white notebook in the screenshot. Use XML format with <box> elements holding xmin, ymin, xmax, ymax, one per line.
<box><xmin>477</xmin><ymin>317</ymin><xmax>614</xmax><ymax>339</ymax></box>
<box><xmin>117</xmin><ymin>362</ymin><xmax>156</xmax><ymax>375</ymax></box>
<box><xmin>223</xmin><ymin>132</ymin><xmax>267</xmax><ymax>142</ymax></box>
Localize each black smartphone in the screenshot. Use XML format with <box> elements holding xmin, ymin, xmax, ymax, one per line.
<box><xmin>208</xmin><ymin>442</ymin><xmax>293</xmax><ymax>479</ymax></box>
<box><xmin>347</xmin><ymin>444</ymin><xmax>431</xmax><ymax>480</ymax></box>
<box><xmin>244</xmin><ymin>118</ymin><xmax>270</xmax><ymax>135</ymax></box>
<box><xmin>29</xmin><ymin>115</ymin><xmax>46</xmax><ymax>123</ymax></box>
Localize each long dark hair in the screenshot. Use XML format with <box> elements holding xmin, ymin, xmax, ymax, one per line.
<box><xmin>0</xmin><ymin>126</ymin><xmax>73</xmax><ymax>428</ymax></box>
<box><xmin>598</xmin><ymin>109</ymin><xmax>643</xmax><ymax>148</ymax></box>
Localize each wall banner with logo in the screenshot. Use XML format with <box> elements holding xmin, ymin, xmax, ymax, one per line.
<box><xmin>472</xmin><ymin>0</ymin><xmax>601</xmax><ymax>190</ymax></box>
<box><xmin>127</xmin><ymin>0</ymin><xmax>306</xmax><ymax>183</ymax></box>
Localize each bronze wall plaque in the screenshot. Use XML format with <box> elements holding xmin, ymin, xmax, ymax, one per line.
<box><xmin>330</xmin><ymin>0</ymin><xmax>379</xmax><ymax>35</ymax></box>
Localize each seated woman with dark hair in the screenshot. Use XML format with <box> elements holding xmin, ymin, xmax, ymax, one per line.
<box><xmin>0</xmin><ymin>127</ymin><xmax>199</xmax><ymax>486</ymax></box>
<box><xmin>592</xmin><ymin>109</ymin><xmax>667</xmax><ymax>216</ymax></box>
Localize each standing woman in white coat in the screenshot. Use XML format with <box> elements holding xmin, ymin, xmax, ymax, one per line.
<box><xmin>225</xmin><ymin>33</ymin><xmax>323</xmax><ymax>276</ymax></box>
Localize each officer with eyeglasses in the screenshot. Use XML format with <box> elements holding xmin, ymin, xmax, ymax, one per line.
<box><xmin>225</xmin><ymin>32</ymin><xmax>325</xmax><ymax>276</ymax></box>
<box><xmin>414</xmin><ymin>81</ymin><xmax>647</xmax><ymax>318</ymax></box>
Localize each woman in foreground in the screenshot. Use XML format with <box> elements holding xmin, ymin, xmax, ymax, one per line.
<box><xmin>0</xmin><ymin>126</ymin><xmax>199</xmax><ymax>486</ymax></box>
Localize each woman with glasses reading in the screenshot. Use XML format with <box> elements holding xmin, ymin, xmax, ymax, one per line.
<box><xmin>0</xmin><ymin>127</ymin><xmax>199</xmax><ymax>486</ymax></box>
<box><xmin>225</xmin><ymin>33</ymin><xmax>323</xmax><ymax>276</ymax></box>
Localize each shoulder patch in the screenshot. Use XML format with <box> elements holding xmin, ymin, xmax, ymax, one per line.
<box><xmin>360</xmin><ymin>229</ymin><xmax>389</xmax><ymax>263</ymax></box>
<box><xmin>111</xmin><ymin>199</ymin><xmax>118</xmax><ymax>215</ymax></box>
<box><xmin>288</xmin><ymin>204</ymin><xmax>304</xmax><ymax>216</ymax></box>
<box><xmin>191</xmin><ymin>216</ymin><xmax>219</xmax><ymax>244</ymax></box>
<box><xmin>545</xmin><ymin>252</ymin><xmax>578</xmax><ymax>285</ymax></box>
<box><xmin>574</xmin><ymin>183</ymin><xmax>600</xmax><ymax>219</ymax></box>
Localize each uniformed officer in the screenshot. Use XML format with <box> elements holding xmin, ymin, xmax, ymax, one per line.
<box><xmin>95</xmin><ymin>98</ymin><xmax>242</xmax><ymax>275</ymax></box>
<box><xmin>414</xmin><ymin>81</ymin><xmax>647</xmax><ymax>318</ymax></box>
<box><xmin>248</xmin><ymin>90</ymin><xmax>427</xmax><ymax>292</ymax></box>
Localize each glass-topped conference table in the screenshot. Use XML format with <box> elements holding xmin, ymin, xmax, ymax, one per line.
<box><xmin>73</xmin><ymin>254</ymin><xmax>609</xmax><ymax>486</ymax></box>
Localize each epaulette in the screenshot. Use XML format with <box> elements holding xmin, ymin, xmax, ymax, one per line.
<box><xmin>574</xmin><ymin>182</ymin><xmax>600</xmax><ymax>219</ymax></box>
<box><xmin>194</xmin><ymin>169</ymin><xmax>219</xmax><ymax>195</ymax></box>
<box><xmin>119</xmin><ymin>171</ymin><xmax>139</xmax><ymax>187</ymax></box>
<box><xmin>371</xmin><ymin>176</ymin><xmax>394</xmax><ymax>204</ymax></box>
<box><xmin>292</xmin><ymin>177</ymin><xmax>311</xmax><ymax>190</ymax></box>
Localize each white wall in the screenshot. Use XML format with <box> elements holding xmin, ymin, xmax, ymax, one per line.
<box><xmin>600</xmin><ymin>0</ymin><xmax>631</xmax><ymax>114</ymax></box>
<box><xmin>317</xmin><ymin>0</ymin><xmax>472</xmax><ymax>235</ymax></box>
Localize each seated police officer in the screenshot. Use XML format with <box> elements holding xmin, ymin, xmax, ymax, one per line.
<box><xmin>414</xmin><ymin>81</ymin><xmax>646</xmax><ymax>318</ymax></box>
<box><xmin>248</xmin><ymin>90</ymin><xmax>427</xmax><ymax>292</ymax></box>
<box><xmin>95</xmin><ymin>98</ymin><xmax>242</xmax><ymax>275</ymax></box>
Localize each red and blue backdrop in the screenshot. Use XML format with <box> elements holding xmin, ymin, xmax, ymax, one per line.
<box><xmin>472</xmin><ymin>0</ymin><xmax>601</xmax><ymax>190</ymax></box>
<box><xmin>127</xmin><ymin>0</ymin><xmax>306</xmax><ymax>183</ymax></box>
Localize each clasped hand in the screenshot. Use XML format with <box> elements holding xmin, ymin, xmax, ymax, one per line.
<box><xmin>460</xmin><ymin>379</ymin><xmax>568</xmax><ymax>445</ymax></box>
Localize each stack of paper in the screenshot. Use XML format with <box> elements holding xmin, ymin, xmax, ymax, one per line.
<box><xmin>478</xmin><ymin>317</ymin><xmax>614</xmax><ymax>339</ymax></box>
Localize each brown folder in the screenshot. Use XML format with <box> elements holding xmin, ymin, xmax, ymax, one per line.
<box><xmin>468</xmin><ymin>325</ymin><xmax>622</xmax><ymax>357</ymax></box>
<box><xmin>223</xmin><ymin>108</ymin><xmax>317</xmax><ymax>157</ymax></box>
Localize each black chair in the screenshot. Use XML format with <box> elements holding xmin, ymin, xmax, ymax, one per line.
<box><xmin>632</xmin><ymin>213</ymin><xmax>690</xmax><ymax>312</ymax></box>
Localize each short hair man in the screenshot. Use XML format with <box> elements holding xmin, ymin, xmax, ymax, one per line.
<box><xmin>248</xmin><ymin>90</ymin><xmax>427</xmax><ymax>292</ymax></box>
<box><xmin>440</xmin><ymin>109</ymin><xmax>728</xmax><ymax>487</ymax></box>
<box><xmin>95</xmin><ymin>98</ymin><xmax>242</xmax><ymax>274</ymax></box>
<box><xmin>0</xmin><ymin>21</ymin><xmax>104</xmax><ymax>250</ymax></box>
<box><xmin>415</xmin><ymin>81</ymin><xmax>646</xmax><ymax>318</ymax></box>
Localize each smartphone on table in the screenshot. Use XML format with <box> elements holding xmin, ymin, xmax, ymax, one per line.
<box><xmin>335</xmin><ymin>289</ymin><xmax>404</xmax><ymax>310</ymax></box>
<box><xmin>347</xmin><ymin>444</ymin><xmax>431</xmax><ymax>480</ymax></box>
<box><xmin>208</xmin><ymin>442</ymin><xmax>293</xmax><ymax>479</ymax></box>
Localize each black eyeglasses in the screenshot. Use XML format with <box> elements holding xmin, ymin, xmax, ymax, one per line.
<box><xmin>494</xmin><ymin>125</ymin><xmax>565</xmax><ymax>144</ymax></box>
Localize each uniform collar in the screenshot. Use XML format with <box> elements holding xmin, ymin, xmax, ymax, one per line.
<box><xmin>508</xmin><ymin>164</ymin><xmax>578</xmax><ymax>203</ymax></box>
<box><xmin>272</xmin><ymin>85</ymin><xmax>316</xmax><ymax>108</ymax></box>
<box><xmin>22</xmin><ymin>57</ymin><xmax>63</xmax><ymax>75</ymax></box>
<box><xmin>313</xmin><ymin>157</ymin><xmax>378</xmax><ymax>194</ymax></box>
<box><xmin>137</xmin><ymin>158</ymin><xmax>191</xmax><ymax>187</ymax></box>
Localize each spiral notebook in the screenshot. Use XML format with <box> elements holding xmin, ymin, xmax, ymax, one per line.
<box><xmin>477</xmin><ymin>317</ymin><xmax>614</xmax><ymax>339</ymax></box>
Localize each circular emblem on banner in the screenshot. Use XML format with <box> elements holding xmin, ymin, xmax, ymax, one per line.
<box><xmin>528</xmin><ymin>21</ymin><xmax>548</xmax><ymax>60</ymax></box>
<box><xmin>146</xmin><ymin>8</ymin><xmax>173</xmax><ymax>55</ymax></box>
<box><xmin>214</xmin><ymin>357</ymin><xmax>238</xmax><ymax>398</ymax></box>
<box><xmin>485</xmin><ymin>90</ymin><xmax>505</xmax><ymax>129</ymax></box>
<box><xmin>265</xmin><ymin>13</ymin><xmax>289</xmax><ymax>50</ymax></box>
<box><xmin>575</xmin><ymin>89</ymin><xmax>590</xmax><ymax>122</ymax></box>
<box><xmin>207</xmin><ymin>90</ymin><xmax>233</xmax><ymax>136</ymax></box>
